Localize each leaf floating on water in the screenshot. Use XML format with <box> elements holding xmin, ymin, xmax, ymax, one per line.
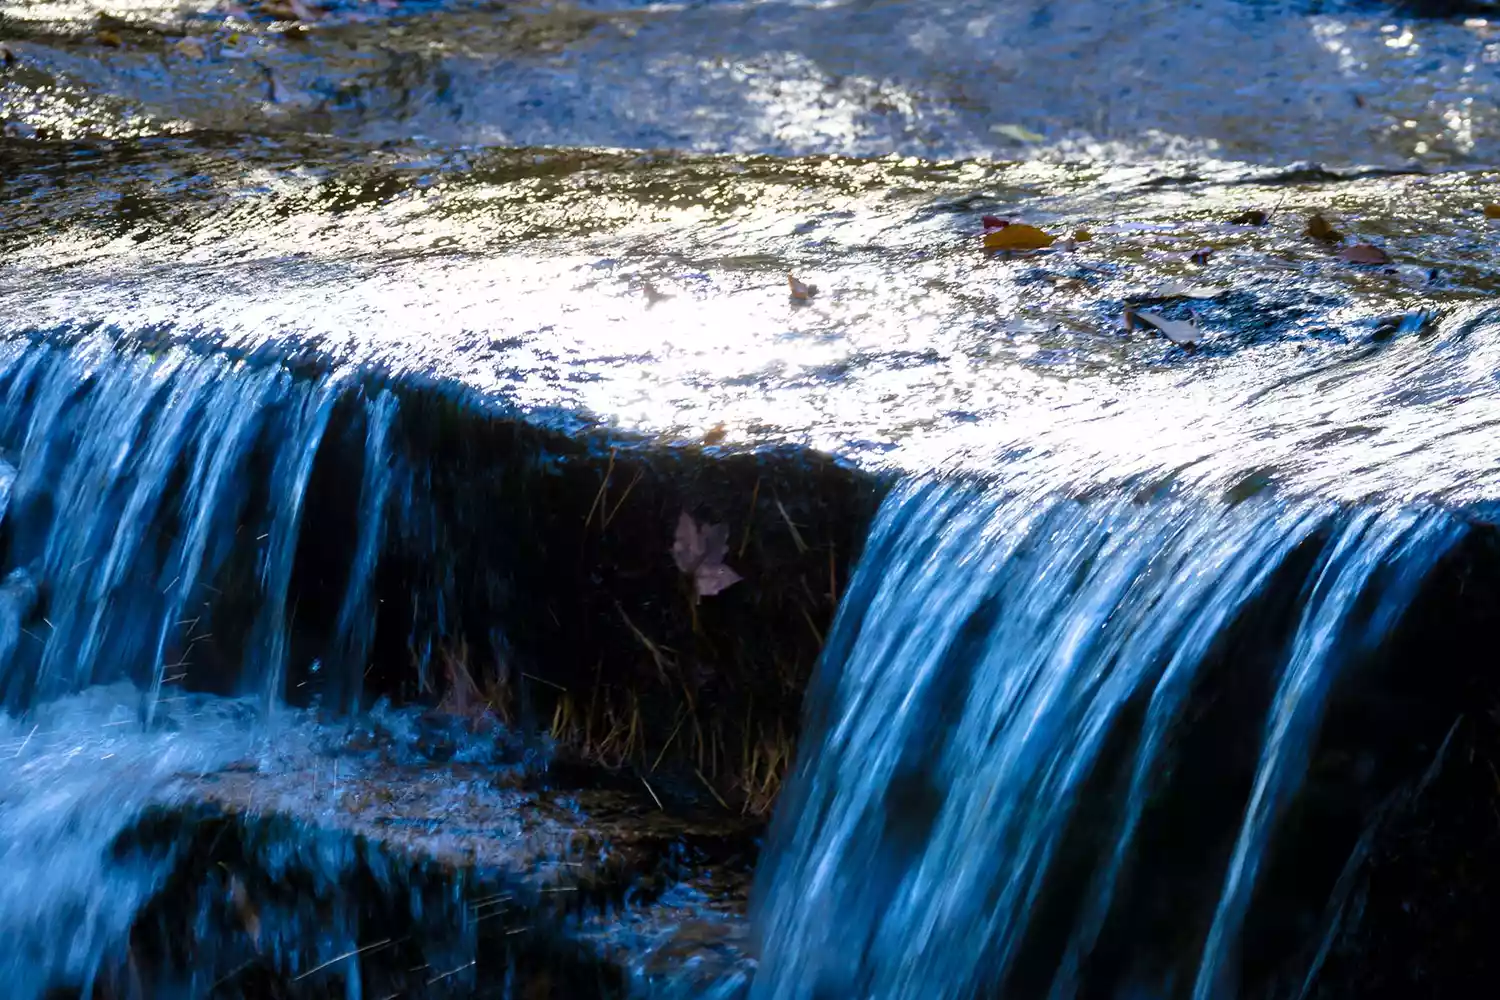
<box><xmin>1072</xmin><ymin>228</ymin><xmax>1093</xmax><ymax>242</ymax></box>
<box><xmin>672</xmin><ymin>511</ymin><xmax>743</xmax><ymax>601</ymax></box>
<box><xmin>990</xmin><ymin>123</ymin><xmax>1045</xmax><ymax>143</ymax></box>
<box><xmin>1305</xmin><ymin>213</ymin><xmax>1344</xmax><ymax>243</ymax></box>
<box><xmin>1231</xmin><ymin>209</ymin><xmax>1269</xmax><ymax>226</ymax></box>
<box><xmin>96</xmin><ymin>29</ymin><xmax>123</xmax><ymax>47</ymax></box>
<box><xmin>1339</xmin><ymin>243</ymin><xmax>1391</xmax><ymax>265</ymax></box>
<box><xmin>983</xmin><ymin>223</ymin><xmax>1056</xmax><ymax>251</ymax></box>
<box><xmin>701</xmin><ymin>422</ymin><xmax>728</xmax><ymax>446</ymax></box>
<box><xmin>174</xmin><ymin>37</ymin><xmax>206</xmax><ymax>59</ymax></box>
<box><xmin>1126</xmin><ymin>307</ymin><xmax>1201</xmax><ymax>348</ymax></box>
<box><xmin>1483</xmin><ymin>204</ymin><xmax>1500</xmax><ymax>219</ymax></box>
<box><xmin>787</xmin><ymin>273</ymin><xmax>816</xmax><ymax>301</ymax></box>
<box><xmin>981</xmin><ymin>215</ymin><xmax>1009</xmax><ymax>231</ymax></box>
<box><xmin>1</xmin><ymin>42</ymin><xmax>15</xmax><ymax>68</ymax></box>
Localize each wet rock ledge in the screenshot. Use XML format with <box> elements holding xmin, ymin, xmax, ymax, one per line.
<box><xmin>100</xmin><ymin>708</ymin><xmax>759</xmax><ymax>999</ymax></box>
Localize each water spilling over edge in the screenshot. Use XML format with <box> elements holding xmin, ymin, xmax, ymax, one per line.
<box><xmin>754</xmin><ymin>478</ymin><xmax>1464</xmax><ymax>1000</ymax></box>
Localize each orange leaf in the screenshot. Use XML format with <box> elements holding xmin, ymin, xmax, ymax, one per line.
<box><xmin>787</xmin><ymin>273</ymin><xmax>816</xmax><ymax>300</ymax></box>
<box><xmin>983</xmin><ymin>223</ymin><xmax>1056</xmax><ymax>251</ymax></box>
<box><xmin>1484</xmin><ymin>204</ymin><xmax>1500</xmax><ymax>219</ymax></box>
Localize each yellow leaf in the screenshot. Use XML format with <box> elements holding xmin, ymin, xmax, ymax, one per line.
<box><xmin>983</xmin><ymin>223</ymin><xmax>1056</xmax><ymax>251</ymax></box>
<box><xmin>96</xmin><ymin>30</ymin><xmax>123</xmax><ymax>47</ymax></box>
<box><xmin>1072</xmin><ymin>228</ymin><xmax>1093</xmax><ymax>242</ymax></box>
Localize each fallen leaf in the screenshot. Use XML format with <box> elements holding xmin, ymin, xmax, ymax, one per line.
<box><xmin>983</xmin><ymin>223</ymin><xmax>1056</xmax><ymax>251</ymax></box>
<box><xmin>174</xmin><ymin>37</ymin><xmax>206</xmax><ymax>59</ymax></box>
<box><xmin>981</xmin><ymin>215</ymin><xmax>1009</xmax><ymax>231</ymax></box>
<box><xmin>1126</xmin><ymin>307</ymin><xmax>1201</xmax><ymax>348</ymax></box>
<box><xmin>672</xmin><ymin>512</ymin><xmax>743</xmax><ymax>601</ymax></box>
<box><xmin>96</xmin><ymin>29</ymin><xmax>123</xmax><ymax>47</ymax></box>
<box><xmin>1</xmin><ymin>43</ymin><xmax>15</xmax><ymax>68</ymax></box>
<box><xmin>990</xmin><ymin>123</ymin><xmax>1045</xmax><ymax>143</ymax></box>
<box><xmin>1231</xmin><ymin>209</ymin><xmax>1269</xmax><ymax>226</ymax></box>
<box><xmin>1305</xmin><ymin>213</ymin><xmax>1344</xmax><ymax>243</ymax></box>
<box><xmin>1072</xmin><ymin>228</ymin><xmax>1093</xmax><ymax>242</ymax></box>
<box><xmin>1484</xmin><ymin>204</ymin><xmax>1500</xmax><ymax>219</ymax></box>
<box><xmin>787</xmin><ymin>273</ymin><xmax>816</xmax><ymax>300</ymax></box>
<box><xmin>701</xmin><ymin>422</ymin><xmax>728</xmax><ymax>446</ymax></box>
<box><xmin>1338</xmin><ymin>243</ymin><xmax>1390</xmax><ymax>265</ymax></box>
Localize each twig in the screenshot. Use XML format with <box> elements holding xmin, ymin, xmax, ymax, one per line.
<box><xmin>738</xmin><ymin>476</ymin><xmax>762</xmax><ymax>558</ymax></box>
<box><xmin>642</xmin><ymin>775</ymin><xmax>664</xmax><ymax>811</ymax></box>
<box><xmin>774</xmin><ymin>494</ymin><xmax>808</xmax><ymax>554</ymax></box>
<box><xmin>603</xmin><ymin>466</ymin><xmax>643</xmax><ymax>530</ymax></box>
<box><xmin>292</xmin><ymin>939</ymin><xmax>393</xmax><ymax>981</ymax></box>
<box><xmin>583</xmin><ymin>449</ymin><xmax>617</xmax><ymax>531</ymax></box>
<box><xmin>695</xmin><ymin>767</ymin><xmax>730</xmax><ymax>810</ymax></box>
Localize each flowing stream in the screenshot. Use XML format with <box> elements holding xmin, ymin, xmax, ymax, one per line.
<box><xmin>3</xmin><ymin>0</ymin><xmax>1500</xmax><ymax>996</ymax></box>
<box><xmin>754</xmin><ymin>481</ymin><xmax>1465</xmax><ymax>999</ymax></box>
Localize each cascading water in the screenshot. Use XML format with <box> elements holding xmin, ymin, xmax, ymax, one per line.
<box><xmin>0</xmin><ymin>337</ymin><xmax>404</xmax><ymax>997</ymax></box>
<box><xmin>753</xmin><ymin>479</ymin><xmax>1464</xmax><ymax>1000</ymax></box>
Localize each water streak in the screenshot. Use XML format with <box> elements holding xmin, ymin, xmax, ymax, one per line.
<box><xmin>754</xmin><ymin>478</ymin><xmax>1461</xmax><ymax>1000</ymax></box>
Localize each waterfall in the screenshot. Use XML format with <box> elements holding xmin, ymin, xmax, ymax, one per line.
<box><xmin>0</xmin><ymin>338</ymin><xmax>396</xmax><ymax>712</ymax></box>
<box><xmin>753</xmin><ymin>478</ymin><xmax>1463</xmax><ymax>1000</ymax></box>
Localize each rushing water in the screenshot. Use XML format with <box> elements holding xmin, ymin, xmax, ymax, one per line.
<box><xmin>3</xmin><ymin>0</ymin><xmax>1500</xmax><ymax>996</ymax></box>
<box><xmin>754</xmin><ymin>479</ymin><xmax>1464</xmax><ymax>1000</ymax></box>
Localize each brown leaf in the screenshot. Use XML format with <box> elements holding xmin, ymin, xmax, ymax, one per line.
<box><xmin>983</xmin><ymin>223</ymin><xmax>1056</xmax><ymax>251</ymax></box>
<box><xmin>1126</xmin><ymin>307</ymin><xmax>1201</xmax><ymax>348</ymax></box>
<box><xmin>174</xmin><ymin>37</ymin><xmax>206</xmax><ymax>59</ymax></box>
<box><xmin>701</xmin><ymin>422</ymin><xmax>728</xmax><ymax>446</ymax></box>
<box><xmin>672</xmin><ymin>512</ymin><xmax>742</xmax><ymax>601</ymax></box>
<box><xmin>1072</xmin><ymin>228</ymin><xmax>1093</xmax><ymax>242</ymax></box>
<box><xmin>1338</xmin><ymin>243</ymin><xmax>1390</xmax><ymax>265</ymax></box>
<box><xmin>787</xmin><ymin>273</ymin><xmax>816</xmax><ymax>301</ymax></box>
<box><xmin>1</xmin><ymin>43</ymin><xmax>15</xmax><ymax>68</ymax></box>
<box><xmin>1484</xmin><ymin>204</ymin><xmax>1500</xmax><ymax>219</ymax></box>
<box><xmin>1305</xmin><ymin>213</ymin><xmax>1344</xmax><ymax>243</ymax></box>
<box><xmin>96</xmin><ymin>29</ymin><xmax>123</xmax><ymax>47</ymax></box>
<box><xmin>1231</xmin><ymin>209</ymin><xmax>1269</xmax><ymax>226</ymax></box>
<box><xmin>981</xmin><ymin>215</ymin><xmax>1009</xmax><ymax>230</ymax></box>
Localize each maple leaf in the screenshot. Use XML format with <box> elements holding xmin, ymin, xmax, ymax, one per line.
<box><xmin>983</xmin><ymin>223</ymin><xmax>1056</xmax><ymax>251</ymax></box>
<box><xmin>672</xmin><ymin>512</ymin><xmax>743</xmax><ymax>601</ymax></box>
<box><xmin>1339</xmin><ymin>243</ymin><xmax>1390</xmax><ymax>265</ymax></box>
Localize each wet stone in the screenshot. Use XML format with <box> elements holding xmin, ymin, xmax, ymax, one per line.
<box><xmin>131</xmin><ymin>708</ymin><xmax>757</xmax><ymax>998</ymax></box>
